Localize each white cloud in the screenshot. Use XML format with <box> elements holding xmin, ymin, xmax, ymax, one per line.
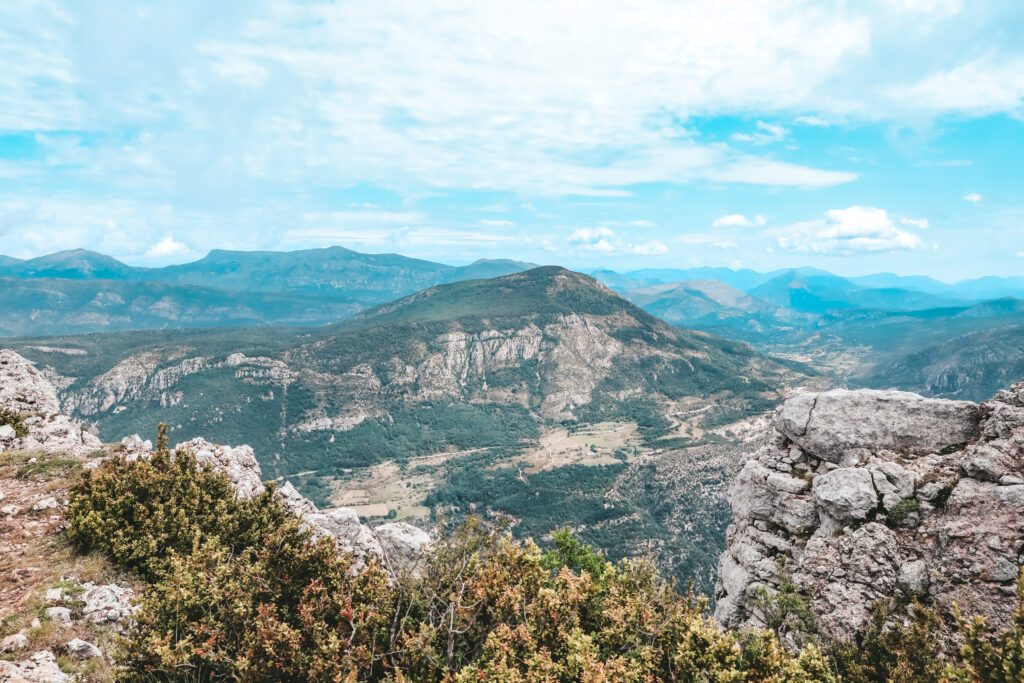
<box><xmin>794</xmin><ymin>115</ymin><xmax>829</xmax><ymax>126</ymax></box>
<box><xmin>777</xmin><ymin>206</ymin><xmax>928</xmax><ymax>255</ymax></box>
<box><xmin>1</xmin><ymin>0</ymin><xmax>875</xmax><ymax>199</ymax></box>
<box><xmin>892</xmin><ymin>57</ymin><xmax>1024</xmax><ymax>116</ymax></box>
<box><xmin>569</xmin><ymin>227</ymin><xmax>617</xmax><ymax>245</ymax></box>
<box><xmin>0</xmin><ymin>1</ymin><xmax>80</xmax><ymax>132</ymax></box>
<box><xmin>676</xmin><ymin>234</ymin><xmax>739</xmax><ymax>249</ymax></box>
<box><xmin>964</xmin><ymin>192</ymin><xmax>984</xmax><ymax>203</ymax></box>
<box><xmin>713</xmin><ymin>213</ymin><xmax>767</xmax><ymax>228</ymax></box>
<box><xmin>2</xmin><ymin>0</ymin><xmax>1022</xmax><ymax>266</ymax></box>
<box><xmin>632</xmin><ymin>241</ymin><xmax>668</xmax><ymax>255</ymax></box>
<box><xmin>0</xmin><ymin>196</ymin><xmax>181</xmax><ymax>261</ymax></box>
<box><xmin>479</xmin><ymin>219</ymin><xmax>515</xmax><ymax>227</ymax></box>
<box><xmin>568</xmin><ymin>227</ymin><xmax>668</xmax><ymax>255</ymax></box>
<box><xmin>732</xmin><ymin>121</ymin><xmax>788</xmax><ymax>145</ymax></box>
<box><xmin>900</xmin><ymin>217</ymin><xmax>930</xmax><ymax>229</ymax></box>
<box><xmin>705</xmin><ymin>158</ymin><xmax>857</xmax><ymax>187</ymax></box>
<box><xmin>143</xmin><ymin>236</ymin><xmax>194</xmax><ymax>260</ymax></box>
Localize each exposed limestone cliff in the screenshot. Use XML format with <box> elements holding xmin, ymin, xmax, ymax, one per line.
<box><xmin>1</xmin><ymin>347</ymin><xmax>430</xmax><ymax>579</ymax></box>
<box><xmin>715</xmin><ymin>384</ymin><xmax>1024</xmax><ymax>644</ymax></box>
<box><xmin>0</xmin><ymin>350</ymin><xmax>102</xmax><ymax>457</ymax></box>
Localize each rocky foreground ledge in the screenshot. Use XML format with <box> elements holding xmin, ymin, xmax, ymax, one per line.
<box><xmin>0</xmin><ymin>349</ymin><xmax>430</xmax><ymax>680</ymax></box>
<box><xmin>716</xmin><ymin>383</ymin><xmax>1024</xmax><ymax>643</ymax></box>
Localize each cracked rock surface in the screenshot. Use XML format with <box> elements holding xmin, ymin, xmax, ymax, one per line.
<box><xmin>716</xmin><ymin>382</ymin><xmax>1024</xmax><ymax>644</ymax></box>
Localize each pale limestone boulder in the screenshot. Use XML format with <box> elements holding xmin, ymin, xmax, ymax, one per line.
<box><xmin>0</xmin><ymin>349</ymin><xmax>102</xmax><ymax>456</ymax></box>
<box><xmin>0</xmin><ymin>650</ymin><xmax>72</xmax><ymax>682</ymax></box>
<box><xmin>44</xmin><ymin>607</ymin><xmax>71</xmax><ymax>625</ymax></box>
<box><xmin>812</xmin><ymin>468</ymin><xmax>878</xmax><ymax>525</ymax></box>
<box><xmin>776</xmin><ymin>388</ymin><xmax>980</xmax><ymax>463</ymax></box>
<box><xmin>64</xmin><ymin>638</ymin><xmax>103</xmax><ymax>660</ymax></box>
<box><xmin>174</xmin><ymin>438</ymin><xmax>265</xmax><ymax>499</ymax></box>
<box><xmin>376</xmin><ymin>522</ymin><xmax>433</xmax><ymax>577</ymax></box>
<box><xmin>81</xmin><ymin>583</ymin><xmax>136</xmax><ymax>626</ymax></box>
<box><xmin>0</xmin><ymin>633</ymin><xmax>28</xmax><ymax>652</ymax></box>
<box><xmin>716</xmin><ymin>381</ymin><xmax>1024</xmax><ymax>650</ymax></box>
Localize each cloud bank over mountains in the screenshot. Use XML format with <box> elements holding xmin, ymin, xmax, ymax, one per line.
<box><xmin>0</xmin><ymin>0</ymin><xmax>1022</xmax><ymax>276</ymax></box>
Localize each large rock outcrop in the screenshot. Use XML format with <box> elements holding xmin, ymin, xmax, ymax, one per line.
<box><xmin>0</xmin><ymin>347</ymin><xmax>430</xmax><ymax>579</ymax></box>
<box><xmin>0</xmin><ymin>350</ymin><xmax>102</xmax><ymax>456</ymax></box>
<box><xmin>716</xmin><ymin>384</ymin><xmax>1024</xmax><ymax>643</ymax></box>
<box><xmin>128</xmin><ymin>435</ymin><xmax>433</xmax><ymax>577</ymax></box>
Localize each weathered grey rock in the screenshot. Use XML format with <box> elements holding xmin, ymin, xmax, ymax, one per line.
<box><xmin>81</xmin><ymin>582</ymin><xmax>136</xmax><ymax>625</ymax></box>
<box><xmin>44</xmin><ymin>607</ymin><xmax>71</xmax><ymax>624</ymax></box>
<box><xmin>174</xmin><ymin>438</ymin><xmax>265</xmax><ymax>499</ymax></box>
<box><xmin>776</xmin><ymin>388</ymin><xmax>980</xmax><ymax>463</ymax></box>
<box><xmin>31</xmin><ymin>496</ymin><xmax>60</xmax><ymax>512</ymax></box>
<box><xmin>64</xmin><ymin>638</ymin><xmax>103</xmax><ymax>660</ymax></box>
<box><xmin>0</xmin><ymin>349</ymin><xmax>103</xmax><ymax>456</ymax></box>
<box><xmin>120</xmin><ymin>433</ymin><xmax>152</xmax><ymax>457</ymax></box>
<box><xmin>306</xmin><ymin>507</ymin><xmax>386</xmax><ymax>568</ymax></box>
<box><xmin>0</xmin><ymin>650</ymin><xmax>72</xmax><ymax>682</ymax></box>
<box><xmin>276</xmin><ymin>481</ymin><xmax>319</xmax><ymax>516</ymax></box>
<box><xmin>962</xmin><ymin>444</ymin><xmax>1013</xmax><ymax>483</ymax></box>
<box><xmin>898</xmin><ymin>559</ymin><xmax>930</xmax><ymax>595</ymax></box>
<box><xmin>812</xmin><ymin>468</ymin><xmax>878</xmax><ymax>525</ymax></box>
<box><xmin>0</xmin><ymin>633</ymin><xmax>29</xmax><ymax>652</ymax></box>
<box><xmin>717</xmin><ymin>382</ymin><xmax>1024</xmax><ymax>649</ymax></box>
<box><xmin>869</xmin><ymin>461</ymin><xmax>916</xmax><ymax>511</ymax></box>
<box><xmin>275</xmin><ymin>483</ymin><xmax>431</xmax><ymax>575</ymax></box>
<box><xmin>0</xmin><ymin>424</ymin><xmax>16</xmax><ymax>441</ymax></box>
<box><xmin>376</xmin><ymin>522</ymin><xmax>433</xmax><ymax>577</ymax></box>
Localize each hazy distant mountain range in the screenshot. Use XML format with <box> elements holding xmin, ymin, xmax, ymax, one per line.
<box><xmin>6</xmin><ymin>248</ymin><xmax>1024</xmax><ymax>588</ymax></box>
<box><xmin>591</xmin><ymin>266</ymin><xmax>1024</xmax><ymax>401</ymax></box>
<box><xmin>8</xmin><ymin>267</ymin><xmax>805</xmax><ymax>586</ymax></box>
<box><xmin>0</xmin><ymin>248</ymin><xmax>538</xmax><ymax>335</ymax></box>
<box><xmin>4</xmin><ymin>246</ymin><xmax>1024</xmax><ymax>401</ymax></box>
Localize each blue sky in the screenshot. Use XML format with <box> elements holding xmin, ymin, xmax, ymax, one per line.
<box><xmin>1</xmin><ymin>0</ymin><xmax>1023</xmax><ymax>280</ymax></box>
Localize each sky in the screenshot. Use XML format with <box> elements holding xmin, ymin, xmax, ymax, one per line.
<box><xmin>1</xmin><ymin>0</ymin><xmax>1023</xmax><ymax>280</ymax></box>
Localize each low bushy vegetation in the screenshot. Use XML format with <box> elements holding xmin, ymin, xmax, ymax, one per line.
<box><xmin>0</xmin><ymin>406</ymin><xmax>29</xmax><ymax>438</ymax></box>
<box><xmin>64</xmin><ymin>429</ymin><xmax>1024</xmax><ymax>681</ymax></box>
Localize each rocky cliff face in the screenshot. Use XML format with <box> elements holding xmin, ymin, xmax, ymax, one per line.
<box><xmin>1</xmin><ymin>348</ymin><xmax>433</xmax><ymax>679</ymax></box>
<box><xmin>161</xmin><ymin>436</ymin><xmax>432</xmax><ymax>576</ymax></box>
<box><xmin>716</xmin><ymin>384</ymin><xmax>1024</xmax><ymax>643</ymax></box>
<box><xmin>1</xmin><ymin>349</ymin><xmax>431</xmax><ymax>578</ymax></box>
<box><xmin>0</xmin><ymin>350</ymin><xmax>102</xmax><ymax>457</ymax></box>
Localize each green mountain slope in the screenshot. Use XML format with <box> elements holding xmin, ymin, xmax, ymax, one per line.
<box><xmin>0</xmin><ymin>249</ymin><xmax>140</xmax><ymax>280</ymax></box>
<box><xmin>622</xmin><ymin>280</ymin><xmax>815</xmax><ymax>343</ymax></box>
<box><xmin>6</xmin><ymin>267</ymin><xmax>806</xmax><ymax>590</ymax></box>
<box><xmin>149</xmin><ymin>246</ymin><xmax>453</xmax><ymax>301</ymax></box>
<box><xmin>0</xmin><ymin>277</ymin><xmax>361</xmax><ymax>336</ymax></box>
<box><xmin>0</xmin><ymin>247</ymin><xmax>536</xmax><ymax>336</ymax></box>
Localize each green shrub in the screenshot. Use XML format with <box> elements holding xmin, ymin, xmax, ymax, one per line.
<box><xmin>67</xmin><ymin>424</ymin><xmax>291</xmax><ymax>581</ymax></box>
<box><xmin>826</xmin><ymin>599</ymin><xmax>948</xmax><ymax>683</ymax></box>
<box><xmin>0</xmin><ymin>407</ymin><xmax>29</xmax><ymax>438</ymax></box>
<box><xmin>80</xmin><ymin>427</ymin><xmax>1024</xmax><ymax>682</ymax></box>
<box><xmin>749</xmin><ymin>564</ymin><xmax>820</xmax><ymax>648</ymax></box>
<box><xmin>68</xmin><ymin>441</ymin><xmax>838</xmax><ymax>680</ymax></box>
<box><xmin>953</xmin><ymin>573</ymin><xmax>1024</xmax><ymax>683</ymax></box>
<box><xmin>887</xmin><ymin>498</ymin><xmax>921</xmax><ymax>525</ymax></box>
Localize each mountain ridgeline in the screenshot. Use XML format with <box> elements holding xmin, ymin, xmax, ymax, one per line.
<box><xmin>11</xmin><ymin>267</ymin><xmax>793</xmax><ymax>465</ymax></box>
<box><xmin>8</xmin><ymin>267</ymin><xmax>805</xmax><ymax>588</ymax></box>
<box><xmin>594</xmin><ymin>267</ymin><xmax>1024</xmax><ymax>401</ymax></box>
<box><xmin>0</xmin><ymin>247</ymin><xmax>538</xmax><ymax>336</ymax></box>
